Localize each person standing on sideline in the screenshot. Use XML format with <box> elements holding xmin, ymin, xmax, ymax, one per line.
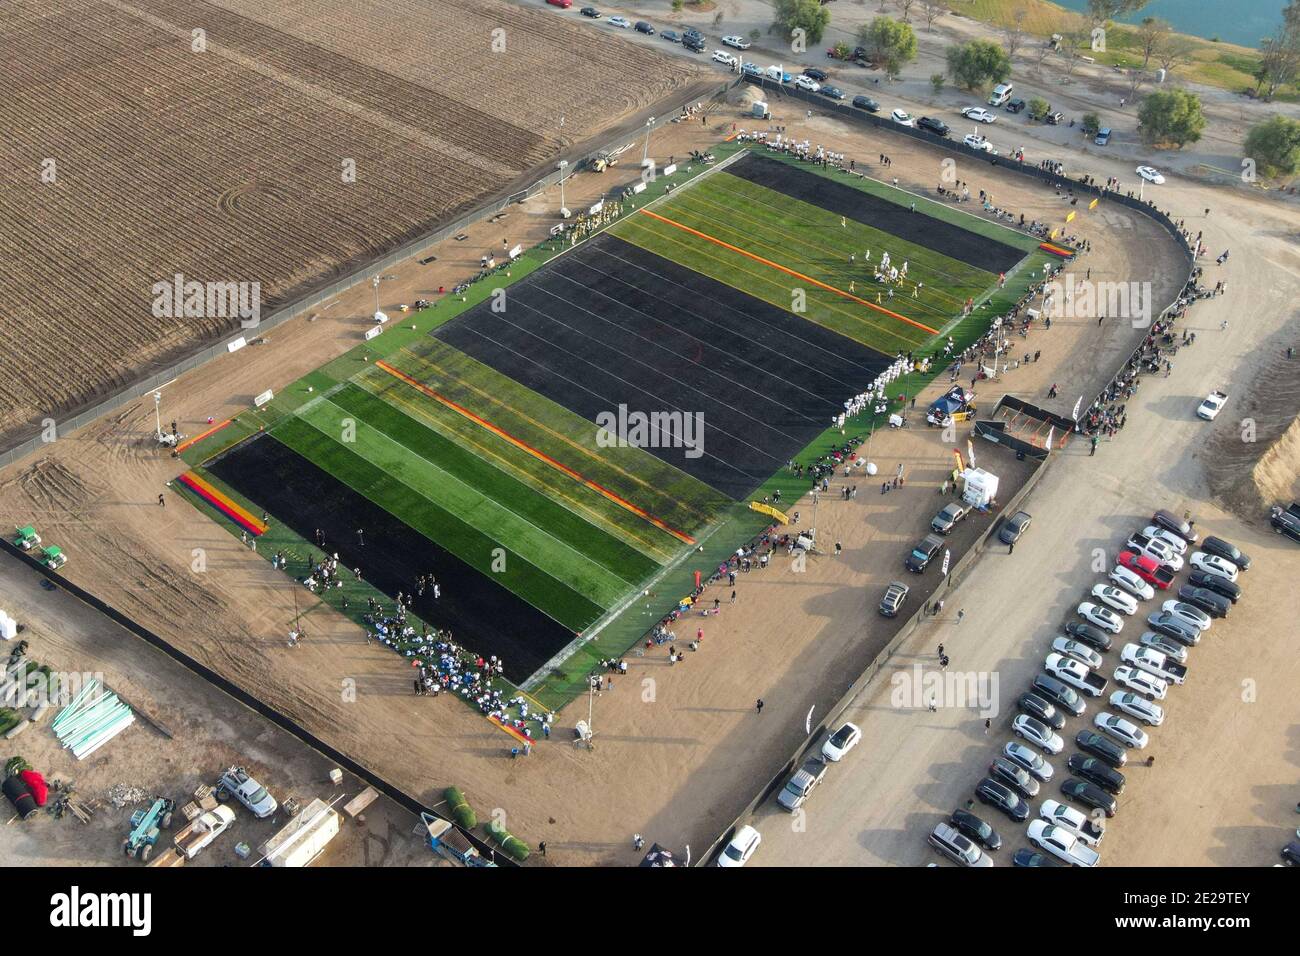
<box><xmin>1009</xmin><ymin>540</ymin><xmax>1015</xmax><ymax>554</ymax></box>
<box><xmin>158</xmin><ymin>493</ymin><xmax>165</xmax><ymax>507</ymax></box>
<box><xmin>538</xmin><ymin>842</ymin><xmax>547</xmax><ymax>857</ymax></box>
<box><xmin>755</xmin><ymin>698</ymin><xmax>765</xmax><ymax>714</ymax></box>
<box><xmin>937</xmin><ymin>643</ymin><xmax>945</xmax><ymax>658</ymax></box>
<box><xmin>956</xmin><ymin>609</ymin><xmax>965</xmax><ymax>625</ymax></box>
<box><xmin>984</xmin><ymin>718</ymin><xmax>991</xmax><ymax>735</ymax></box>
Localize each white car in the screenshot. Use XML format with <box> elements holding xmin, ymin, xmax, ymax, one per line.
<box><xmin>1197</xmin><ymin>390</ymin><xmax>1228</xmax><ymax>421</ymax></box>
<box><xmin>1077</xmin><ymin>602</ymin><xmax>1124</xmax><ymax>634</ymax></box>
<box><xmin>821</xmin><ymin>721</ymin><xmax>861</xmax><ymax>761</ymax></box>
<box><xmin>1050</xmin><ymin>637</ymin><xmax>1103</xmax><ymax>671</ymax></box>
<box><xmin>1189</xmin><ymin>552</ymin><xmax>1239</xmax><ymax>582</ymax></box>
<box><xmin>1109</xmin><ymin>691</ymin><xmax>1165</xmax><ymax>727</ymax></box>
<box><xmin>712</xmin><ymin>50</ymin><xmax>737</xmax><ymax>67</ymax></box>
<box><xmin>721</xmin><ymin>35</ymin><xmax>750</xmax><ymax>49</ymax></box>
<box><xmin>1004</xmin><ymin>741</ymin><xmax>1055</xmax><ymax>781</ymax></box>
<box><xmin>794</xmin><ymin>74</ymin><xmax>820</xmax><ymax>92</ymax></box>
<box><xmin>1161</xmin><ymin>599</ymin><xmax>1212</xmax><ymax>632</ymax></box>
<box><xmin>1142</xmin><ymin>526</ymin><xmax>1188</xmax><ymax>555</ymax></box>
<box><xmin>1094</xmin><ymin>711</ymin><xmax>1149</xmax><ymax>749</ymax></box>
<box><xmin>1136</xmin><ymin>165</ymin><xmax>1165</xmax><ymax>184</ymax></box>
<box><xmin>1091</xmin><ymin>583</ymin><xmax>1138</xmax><ymax>616</ymax></box>
<box><xmin>1012</xmin><ymin>714</ymin><xmax>1064</xmax><ymax>755</ymax></box>
<box><xmin>1129</xmin><ymin>534</ymin><xmax>1183</xmax><ymax>571</ymax></box>
<box><xmin>891</xmin><ymin>108</ymin><xmax>914</xmax><ymax>126</ymax></box>
<box><xmin>607</xmin><ymin>15</ymin><xmax>631</xmax><ymax>28</ymax></box>
<box><xmin>963</xmin><ymin>134</ymin><xmax>996</xmax><ymax>154</ymax></box>
<box><xmin>1113</xmin><ymin>664</ymin><xmax>1169</xmax><ymax>700</ymax></box>
<box><xmin>1139</xmin><ymin>632</ymin><xmax>1188</xmax><ymax>664</ymax></box>
<box><xmin>1027</xmin><ymin>820</ymin><xmax>1100</xmax><ymax>867</ymax></box>
<box><xmin>961</xmin><ymin>106</ymin><xmax>997</xmax><ymax>123</ymax></box>
<box><xmin>1108</xmin><ymin>565</ymin><xmax>1155</xmax><ymax>601</ymax></box>
<box><xmin>717</xmin><ymin>824</ymin><xmax>761</xmax><ymax>867</ymax></box>
<box><xmin>1039</xmin><ymin>800</ymin><xmax>1104</xmax><ymax>847</ymax></box>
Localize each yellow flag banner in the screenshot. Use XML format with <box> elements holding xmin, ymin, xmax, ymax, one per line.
<box><xmin>749</xmin><ymin>501</ymin><xmax>790</xmax><ymax>524</ymax></box>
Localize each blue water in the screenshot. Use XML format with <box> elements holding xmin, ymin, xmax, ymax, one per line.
<box><xmin>1052</xmin><ymin>0</ymin><xmax>1286</xmax><ymax>48</ymax></box>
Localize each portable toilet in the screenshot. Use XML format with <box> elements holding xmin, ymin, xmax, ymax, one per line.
<box><xmin>751</xmin><ymin>100</ymin><xmax>769</xmax><ymax>119</ymax></box>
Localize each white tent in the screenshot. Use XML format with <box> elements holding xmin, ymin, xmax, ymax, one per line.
<box><xmin>961</xmin><ymin>468</ymin><xmax>1000</xmax><ymax>509</ymax></box>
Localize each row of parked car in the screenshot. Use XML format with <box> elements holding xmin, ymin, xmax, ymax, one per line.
<box><xmin>927</xmin><ymin>509</ymin><xmax>1251</xmax><ymax>867</ymax></box>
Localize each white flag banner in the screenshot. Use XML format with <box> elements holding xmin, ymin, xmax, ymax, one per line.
<box><xmin>941</xmin><ymin>549</ymin><xmax>951</xmax><ymax>576</ymax></box>
<box><xmin>1045</xmin><ymin>425</ymin><xmax>1055</xmax><ymax>449</ymax></box>
<box><xmin>1071</xmin><ymin>396</ymin><xmax>1083</xmax><ymax>420</ymax></box>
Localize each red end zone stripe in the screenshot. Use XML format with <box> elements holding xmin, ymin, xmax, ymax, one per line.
<box><xmin>178</xmin><ymin>471</ymin><xmax>268</xmax><ymax>536</ymax></box>
<box><xmin>1039</xmin><ymin>242</ymin><xmax>1073</xmax><ymax>257</ymax></box>
<box><xmin>375</xmin><ymin>361</ymin><xmax>697</xmax><ymax>545</ymax></box>
<box><xmin>637</xmin><ymin>208</ymin><xmax>939</xmax><ymax>335</ymax></box>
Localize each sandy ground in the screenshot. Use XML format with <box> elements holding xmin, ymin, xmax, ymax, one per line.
<box><xmin>0</xmin><ymin>93</ymin><xmax>1203</xmax><ymax>866</ymax></box>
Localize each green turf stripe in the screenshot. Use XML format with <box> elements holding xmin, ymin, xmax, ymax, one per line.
<box><xmin>327</xmin><ymin>383</ymin><xmax>661</xmax><ymax>583</ymax></box>
<box><xmin>270</xmin><ymin>415</ymin><xmax>605</xmax><ymax>632</ymax></box>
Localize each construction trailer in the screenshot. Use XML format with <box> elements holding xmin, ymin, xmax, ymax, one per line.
<box><xmin>258</xmin><ymin>798</ymin><xmax>340</xmax><ymax>867</ymax></box>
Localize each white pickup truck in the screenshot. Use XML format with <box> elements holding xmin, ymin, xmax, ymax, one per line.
<box><xmin>174</xmin><ymin>805</ymin><xmax>235</xmax><ymax>860</ymax></box>
<box><xmin>1045</xmin><ymin>654</ymin><xmax>1108</xmax><ymax>697</ymax></box>
<box><xmin>1197</xmin><ymin>390</ymin><xmax>1227</xmax><ymax>421</ymax></box>
<box><xmin>1120</xmin><ymin>644</ymin><xmax>1187</xmax><ymax>686</ymax></box>
<box><xmin>1039</xmin><ymin>799</ymin><xmax>1105</xmax><ymax>848</ymax></box>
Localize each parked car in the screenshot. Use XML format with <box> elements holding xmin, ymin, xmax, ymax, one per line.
<box><xmin>546</xmin><ymin>0</ymin><xmax>572</xmax><ymax>7</ymax></box>
<box><xmin>1187</xmin><ymin>570</ymin><xmax>1240</xmax><ymax>603</ymax></box>
<box><xmin>1045</xmin><ymin>111</ymin><xmax>1065</xmax><ymax>124</ymax></box>
<box><xmin>1092</xmin><ymin>583</ymin><xmax>1138</xmax><ymax>616</ymax></box>
<box><xmin>1145</xmin><ymin>612</ymin><xmax>1201</xmax><ymax>646</ymax></box>
<box><xmin>963</xmin><ymin>133</ymin><xmax>996</xmax><ymax>153</ymax></box>
<box><xmin>989</xmin><ymin>756</ymin><xmax>1040</xmax><ymax>797</ymax></box>
<box><xmin>879</xmin><ymin>581</ymin><xmax>910</xmax><ymax>618</ymax></box>
<box><xmin>1077</xmin><ymin>602</ymin><xmax>1124</xmax><ymax>634</ymax></box>
<box><xmin>917</xmin><ymin>116</ymin><xmax>950</xmax><ymax>136</ymax></box>
<box><xmin>606</xmin><ymin>15</ymin><xmax>630</xmax><ymax>28</ymax></box>
<box><xmin>905</xmin><ymin>533</ymin><xmax>945</xmax><ymax>572</ymax></box>
<box><xmin>660</xmin><ymin>28</ymin><xmax>680</xmax><ymax>42</ymax></box>
<box><xmin>1094</xmin><ymin>712</ymin><xmax>1149</xmax><ymax>749</ymax></box>
<box><xmin>951</xmin><ymin>809</ymin><xmax>1002</xmax><ymax>851</ymax></box>
<box><xmin>998</xmin><ymin>511</ymin><xmax>1031</xmax><ymax>545</ymax></box>
<box><xmin>1116</xmin><ymin>550</ymin><xmax>1175</xmax><ymax>590</ymax></box>
<box><xmin>1108</xmin><ymin>564</ymin><xmax>1155</xmax><ymax>601</ymax></box>
<box><xmin>852</xmin><ymin>94</ymin><xmax>880</xmax><ymax>112</ymax></box>
<box><xmin>793</xmin><ymin>74</ymin><xmax>820</xmax><ymax>92</ymax></box>
<box><xmin>717</xmin><ymin>824</ymin><xmax>761</xmax><ymax>867</ymax></box>
<box><xmin>217</xmin><ymin>766</ymin><xmax>277</xmax><ymax>819</ymax></box>
<box><xmin>1136</xmin><ymin>165</ymin><xmax>1165</xmax><ymax>184</ymax></box>
<box><xmin>1064</xmin><ymin>620</ymin><xmax>1112</xmax><ymax>652</ymax></box>
<box><xmin>1050</xmin><ymin>637</ymin><xmax>1103</xmax><ymax>671</ymax></box>
<box><xmin>1075</xmin><ymin>730</ymin><xmax>1128</xmax><ymax>768</ymax></box>
<box><xmin>822</xmin><ymin>722</ymin><xmax>862</xmax><ymax>761</ymax></box>
<box><xmin>890</xmin><ymin>108</ymin><xmax>914</xmax><ymax>126</ymax></box>
<box><xmin>1060</xmin><ymin>777</ymin><xmax>1118</xmax><ymax>818</ymax></box>
<box><xmin>579</xmin><ymin>6</ymin><xmax>601</xmax><ymax>17</ymax></box>
<box><xmin>634</xmin><ymin>20</ymin><xmax>655</xmax><ymax>34</ymax></box>
<box><xmin>802</xmin><ymin>67</ymin><xmax>829</xmax><ymax>81</ymax></box>
<box><xmin>1068</xmin><ymin>754</ymin><xmax>1127</xmax><ymax>794</ymax></box>
<box><xmin>1143</xmin><ymin>525</ymin><xmax>1189</xmax><ymax>555</ymax></box>
<box><xmin>1012</xmin><ymin>714</ymin><xmax>1064</xmax><ymax>754</ymax></box>
<box><xmin>1027</xmin><ymin>820</ymin><xmax>1099</xmax><ymax>866</ymax></box>
<box><xmin>1003</xmin><ymin>741</ymin><xmax>1055</xmax><ymax>781</ymax></box>
<box><xmin>682</xmin><ymin>34</ymin><xmax>705</xmax><ymax>52</ymax></box>
<box><xmin>1109</xmin><ymin>691</ymin><xmax>1164</xmax><ymax>727</ymax></box>
<box><xmin>1160</xmin><ymin>599</ymin><xmax>1212</xmax><ymax>632</ymax></box>
<box><xmin>928</xmin><ymin>821</ymin><xmax>993</xmax><ymax>866</ymax></box>
<box><xmin>976</xmin><ymin>777</ymin><xmax>1030</xmax><ymax>822</ymax></box>
<box><xmin>1195</xmin><ymin>389</ymin><xmax>1228</xmax><ymax>421</ymax></box>
<box><xmin>931</xmin><ymin>501</ymin><xmax>967</xmax><ymax>534</ymax></box>
<box><xmin>1013</xmin><ymin>847</ymin><xmax>1065</xmax><ymax>867</ymax></box>
<box><xmin>721</xmin><ymin>34</ymin><xmax>750</xmax><ymax>49</ymax></box>
<box><xmin>712</xmin><ymin>50</ymin><xmax>737</xmax><ymax>67</ymax></box>
<box><xmin>1270</xmin><ymin>503</ymin><xmax>1300</xmax><ymax>541</ymax></box>
<box><xmin>1040</xmin><ymin>799</ymin><xmax>1105</xmax><ymax>847</ymax></box>
<box><xmin>1151</xmin><ymin>509</ymin><xmax>1198</xmax><ymax>544</ymax></box>
<box><xmin>819</xmin><ymin>85</ymin><xmax>846</xmax><ymax>100</ymax></box>
<box><xmin>1045</xmin><ymin>653</ymin><xmax>1107</xmax><ymax>697</ymax></box>
<box><xmin>1113</xmin><ymin>664</ymin><xmax>1169</xmax><ymax>700</ymax></box>
<box><xmin>1004</xmin><ymin>97</ymin><xmax>1027</xmax><ymax>113</ymax></box>
<box><xmin>1126</xmin><ymin>531</ymin><xmax>1183</xmax><ymax>571</ymax></box>
<box><xmin>1137</xmin><ymin>632</ymin><xmax>1187</xmax><ymax>665</ymax></box>
<box><xmin>1032</xmin><ymin>673</ymin><xmax>1086</xmax><ymax>717</ymax></box>
<box><xmin>776</xmin><ymin>757</ymin><xmax>828</xmax><ymax>811</ymax></box>
<box><xmin>1094</xmin><ymin>127</ymin><xmax>1112</xmax><ymax>145</ymax></box>
<box><xmin>1017</xmin><ymin>692</ymin><xmax>1065</xmax><ymax>730</ymax></box>
<box><xmin>961</xmin><ymin>106</ymin><xmax>997</xmax><ymax>123</ymax></box>
<box><xmin>1122</xmin><ymin>641</ymin><xmax>1189</xmax><ymax>683</ymax></box>
<box><xmin>1177</xmin><ymin>585</ymin><xmax>1230</xmax><ymax>618</ymax></box>
<box><xmin>1200</xmin><ymin>535</ymin><xmax>1250</xmax><ymax>571</ymax></box>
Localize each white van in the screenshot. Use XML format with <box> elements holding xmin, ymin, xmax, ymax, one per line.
<box><xmin>988</xmin><ymin>82</ymin><xmax>1014</xmax><ymax>107</ymax></box>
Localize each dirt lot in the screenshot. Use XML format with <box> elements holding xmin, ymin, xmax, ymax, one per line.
<box><xmin>0</xmin><ymin>92</ymin><xmax>1203</xmax><ymax>865</ymax></box>
<box><xmin>0</xmin><ymin>0</ymin><xmax>712</xmax><ymax>445</ymax></box>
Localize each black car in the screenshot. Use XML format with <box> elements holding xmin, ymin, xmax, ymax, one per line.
<box><xmin>1004</xmin><ymin>98</ymin><xmax>1026</xmax><ymax>113</ymax></box>
<box><xmin>1271</xmin><ymin>504</ymin><xmax>1300</xmax><ymax>542</ymax></box>
<box><xmin>1282</xmin><ymin>841</ymin><xmax>1300</xmax><ymax>865</ymax></box>
<box><xmin>683</xmin><ymin>35</ymin><xmax>705</xmax><ymax>52</ymax></box>
<box><xmin>905</xmin><ymin>533</ymin><xmax>945</xmax><ymax>573</ymax></box>
<box><xmin>1064</xmin><ymin>621</ymin><xmax>1112</xmax><ymax>653</ymax></box>
<box><xmin>660</xmin><ymin>28</ymin><xmax>680</xmax><ymax>42</ymax></box>
<box><xmin>998</xmin><ymin>510</ymin><xmax>1032</xmax><ymax>545</ymax></box>
<box><xmin>580</xmin><ymin>6</ymin><xmax>601</xmax><ymax>17</ymax></box>
<box><xmin>1013</xmin><ymin>847</ymin><xmax>1065</xmax><ymax>867</ymax></box>
<box><xmin>975</xmin><ymin>777</ymin><xmax>1030</xmax><ymax>822</ymax></box>
<box><xmin>634</xmin><ymin>20</ymin><xmax>655</xmax><ymax>34</ymax></box>
<box><xmin>989</xmin><ymin>757</ymin><xmax>1040</xmax><ymax>798</ymax></box>
<box><xmin>931</xmin><ymin>502</ymin><xmax>967</xmax><ymax>534</ymax></box>
<box><xmin>852</xmin><ymin>94</ymin><xmax>880</xmax><ymax>112</ymax></box>
<box><xmin>1075</xmin><ymin>730</ymin><xmax>1127</xmax><ymax>769</ymax></box>
<box><xmin>1146</xmin><ymin>611</ymin><xmax>1200</xmax><ymax>646</ymax></box>
<box><xmin>1067</xmin><ymin>755</ymin><xmax>1126</xmax><ymax>795</ymax></box>
<box><xmin>1177</xmin><ymin>585</ymin><xmax>1230</xmax><ymax>618</ymax></box>
<box><xmin>1152</xmin><ymin>508</ymin><xmax>1198</xmax><ymax>544</ymax></box>
<box><xmin>1187</xmin><ymin>569</ymin><xmax>1241</xmax><ymax>603</ymax></box>
<box><xmin>1017</xmin><ymin>692</ymin><xmax>1065</xmax><ymax>731</ymax></box>
<box><xmin>878</xmin><ymin>581</ymin><xmax>910</xmax><ymax>618</ymax></box>
<box><xmin>1060</xmin><ymin>776</ymin><xmax>1117</xmax><ymax>817</ymax></box>
<box><xmin>819</xmin><ymin>85</ymin><xmax>846</xmax><ymax>100</ymax></box>
<box><xmin>917</xmin><ymin>116</ymin><xmax>950</xmax><ymax>137</ymax></box>
<box><xmin>802</xmin><ymin>67</ymin><xmax>828</xmax><ymax>82</ymax></box>
<box><xmin>951</xmin><ymin>809</ymin><xmax>1002</xmax><ymax>851</ymax></box>
<box><xmin>1200</xmin><ymin>535</ymin><xmax>1250</xmax><ymax>571</ymax></box>
<box><xmin>1032</xmin><ymin>673</ymin><xmax>1086</xmax><ymax>717</ymax></box>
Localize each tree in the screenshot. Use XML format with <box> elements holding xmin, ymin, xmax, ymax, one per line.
<box><xmin>1059</xmin><ymin>28</ymin><xmax>1090</xmax><ymax>77</ymax></box>
<box><xmin>772</xmin><ymin>0</ymin><xmax>832</xmax><ymax>47</ymax></box>
<box><xmin>1151</xmin><ymin>32</ymin><xmax>1198</xmax><ymax>77</ymax></box>
<box><xmin>921</xmin><ymin>1</ymin><xmax>947</xmax><ymax>33</ymax></box>
<box><xmin>1081</xmin><ymin>111</ymin><xmax>1102</xmax><ymax>134</ymax></box>
<box><xmin>1004</xmin><ymin>6</ymin><xmax>1027</xmax><ymax>59</ymax></box>
<box><xmin>1027</xmin><ymin>96</ymin><xmax>1050</xmax><ymax>120</ymax></box>
<box><xmin>931</xmin><ymin>72</ymin><xmax>946</xmax><ymax>94</ymax></box>
<box><xmin>897</xmin><ymin>0</ymin><xmax>916</xmax><ymax>22</ymax></box>
<box><xmin>1255</xmin><ymin>2</ymin><xmax>1300</xmax><ymax>99</ymax></box>
<box><xmin>1135</xmin><ymin>17</ymin><xmax>1171</xmax><ymax>69</ymax></box>
<box><xmin>859</xmin><ymin>16</ymin><xmax>919</xmax><ymax>78</ymax></box>
<box><xmin>1086</xmin><ymin>0</ymin><xmax>1150</xmax><ymax>25</ymax></box>
<box><xmin>1244</xmin><ymin>115</ymin><xmax>1300</xmax><ymax>176</ymax></box>
<box><xmin>1137</xmin><ymin>88</ymin><xmax>1207</xmax><ymax>147</ymax></box>
<box><xmin>945</xmin><ymin>39</ymin><xmax>1012</xmax><ymax>91</ymax></box>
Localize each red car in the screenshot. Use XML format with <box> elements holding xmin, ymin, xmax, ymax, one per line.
<box><xmin>1116</xmin><ymin>550</ymin><xmax>1175</xmax><ymax>590</ymax></box>
<box><xmin>546</xmin><ymin>0</ymin><xmax>571</xmax><ymax>7</ymax></box>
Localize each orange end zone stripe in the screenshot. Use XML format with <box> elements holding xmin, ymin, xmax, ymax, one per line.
<box><xmin>488</xmin><ymin>715</ymin><xmax>535</xmax><ymax>745</ymax></box>
<box><xmin>177</xmin><ymin>471</ymin><xmax>268</xmax><ymax>535</ymax></box>
<box><xmin>176</xmin><ymin>418</ymin><xmax>233</xmax><ymax>453</ymax></box>
<box><xmin>375</xmin><ymin>361</ymin><xmax>696</xmax><ymax>545</ymax></box>
<box><xmin>637</xmin><ymin>208</ymin><xmax>939</xmax><ymax>335</ymax></box>
<box><xmin>1039</xmin><ymin>242</ymin><xmax>1073</xmax><ymax>257</ymax></box>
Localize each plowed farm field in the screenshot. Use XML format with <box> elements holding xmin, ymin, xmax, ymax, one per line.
<box><xmin>0</xmin><ymin>0</ymin><xmax>711</xmax><ymax>446</ymax></box>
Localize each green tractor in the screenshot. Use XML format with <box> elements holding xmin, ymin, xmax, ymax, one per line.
<box><xmin>125</xmin><ymin>798</ymin><xmax>176</xmax><ymax>863</ymax></box>
<box><xmin>39</xmin><ymin>546</ymin><xmax>66</xmax><ymax>571</ymax></box>
<box><xmin>13</xmin><ymin>526</ymin><xmax>40</xmax><ymax>550</ymax></box>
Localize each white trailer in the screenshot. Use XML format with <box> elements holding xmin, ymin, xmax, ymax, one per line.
<box><xmin>258</xmin><ymin>798</ymin><xmax>340</xmax><ymax>867</ymax></box>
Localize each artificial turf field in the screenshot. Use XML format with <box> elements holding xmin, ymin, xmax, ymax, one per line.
<box><xmin>181</xmin><ymin>144</ymin><xmax>1058</xmax><ymax>705</ymax></box>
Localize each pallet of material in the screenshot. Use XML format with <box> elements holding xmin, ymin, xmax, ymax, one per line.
<box><xmin>343</xmin><ymin>786</ymin><xmax>379</xmax><ymax>818</ymax></box>
<box><xmin>147</xmin><ymin>847</ymin><xmax>185</xmax><ymax>868</ymax></box>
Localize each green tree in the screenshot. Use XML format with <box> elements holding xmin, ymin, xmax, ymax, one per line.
<box><xmin>1086</xmin><ymin>0</ymin><xmax>1150</xmax><ymax>25</ymax></box>
<box><xmin>931</xmin><ymin>72</ymin><xmax>946</xmax><ymax>94</ymax></box>
<box><xmin>1135</xmin><ymin>17</ymin><xmax>1171</xmax><ymax>69</ymax></box>
<box><xmin>1027</xmin><ymin>96</ymin><xmax>1050</xmax><ymax>120</ymax></box>
<box><xmin>1081</xmin><ymin>111</ymin><xmax>1102</xmax><ymax>134</ymax></box>
<box><xmin>858</xmin><ymin>16</ymin><xmax>919</xmax><ymax>78</ymax></box>
<box><xmin>1244</xmin><ymin>115</ymin><xmax>1300</xmax><ymax>176</ymax></box>
<box><xmin>772</xmin><ymin>0</ymin><xmax>832</xmax><ymax>47</ymax></box>
<box><xmin>1136</xmin><ymin>88</ymin><xmax>1206</xmax><ymax>147</ymax></box>
<box><xmin>945</xmin><ymin>39</ymin><xmax>1012</xmax><ymax>91</ymax></box>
